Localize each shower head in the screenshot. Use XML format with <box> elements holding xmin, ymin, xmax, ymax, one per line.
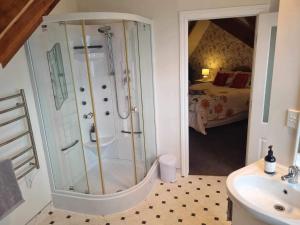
<box><xmin>98</xmin><ymin>26</ymin><xmax>111</xmax><ymax>33</ymax></box>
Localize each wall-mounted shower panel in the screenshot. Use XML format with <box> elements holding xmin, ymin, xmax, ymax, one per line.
<box><xmin>108</xmin><ymin>23</ymin><xmax>132</xmax><ymax>162</ymax></box>
<box><xmin>85</xmin><ymin>25</ymin><xmax>117</xmax><ymax>150</ymax></box>
<box><xmin>90</xmin><ymin>22</ymin><xmax>136</xmax><ymax>193</ymax></box>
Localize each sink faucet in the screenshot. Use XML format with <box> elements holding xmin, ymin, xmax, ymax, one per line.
<box><xmin>281</xmin><ymin>166</ymin><xmax>300</xmax><ymax>184</ymax></box>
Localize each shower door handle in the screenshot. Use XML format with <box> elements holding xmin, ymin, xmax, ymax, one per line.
<box><xmin>61</xmin><ymin>140</ymin><xmax>79</xmax><ymax>152</ymax></box>
<box><xmin>121</xmin><ymin>130</ymin><xmax>142</xmax><ymax>134</ymax></box>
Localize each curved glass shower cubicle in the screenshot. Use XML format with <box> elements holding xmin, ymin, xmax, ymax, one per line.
<box><xmin>28</xmin><ymin>13</ymin><xmax>157</xmax><ymax>212</ymax></box>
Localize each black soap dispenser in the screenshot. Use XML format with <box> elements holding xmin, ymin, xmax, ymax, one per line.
<box><xmin>264</xmin><ymin>145</ymin><xmax>276</xmax><ymax>174</ymax></box>
<box><xmin>90</xmin><ymin>123</ymin><xmax>96</xmax><ymax>142</ymax></box>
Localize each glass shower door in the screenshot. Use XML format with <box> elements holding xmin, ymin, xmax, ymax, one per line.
<box><xmin>28</xmin><ymin>22</ymin><xmax>89</xmax><ymax>193</ymax></box>
<box><xmin>136</xmin><ymin>23</ymin><xmax>157</xmax><ymax>170</ymax></box>
<box><xmin>66</xmin><ymin>22</ymin><xmax>105</xmax><ymax>195</ymax></box>
<box><xmin>124</xmin><ymin>21</ymin><xmax>147</xmax><ymax>182</ymax></box>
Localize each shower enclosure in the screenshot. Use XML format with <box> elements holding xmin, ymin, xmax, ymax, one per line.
<box><xmin>27</xmin><ymin>13</ymin><xmax>157</xmax><ymax>213</ymax></box>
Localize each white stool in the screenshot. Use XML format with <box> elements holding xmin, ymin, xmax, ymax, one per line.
<box><xmin>159</xmin><ymin>154</ymin><xmax>177</xmax><ymax>182</ymax></box>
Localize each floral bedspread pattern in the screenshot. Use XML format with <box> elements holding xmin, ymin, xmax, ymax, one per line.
<box><xmin>189</xmin><ymin>83</ymin><xmax>250</xmax><ymax>134</ymax></box>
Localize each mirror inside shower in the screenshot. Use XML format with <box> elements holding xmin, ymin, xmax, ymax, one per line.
<box><xmin>47</xmin><ymin>42</ymin><xmax>68</xmax><ymax>110</ymax></box>
<box><xmin>28</xmin><ymin>19</ymin><xmax>157</xmax><ymax>195</ymax></box>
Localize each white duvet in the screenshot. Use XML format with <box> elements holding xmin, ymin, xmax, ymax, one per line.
<box><xmin>189</xmin><ymin>83</ymin><xmax>250</xmax><ymax>134</ymax></box>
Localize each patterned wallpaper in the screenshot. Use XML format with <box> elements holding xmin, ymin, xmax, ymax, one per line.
<box><xmin>189</xmin><ymin>22</ymin><xmax>253</xmax><ymax>80</ymax></box>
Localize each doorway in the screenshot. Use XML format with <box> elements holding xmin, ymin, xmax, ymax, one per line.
<box><xmin>188</xmin><ymin>16</ymin><xmax>255</xmax><ymax>175</ymax></box>
<box><xmin>179</xmin><ymin>5</ymin><xmax>271</xmax><ymax>176</ymax></box>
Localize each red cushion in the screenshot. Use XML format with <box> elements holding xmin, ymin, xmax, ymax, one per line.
<box><xmin>213</xmin><ymin>72</ymin><xmax>230</xmax><ymax>86</ymax></box>
<box><xmin>230</xmin><ymin>73</ymin><xmax>250</xmax><ymax>88</ymax></box>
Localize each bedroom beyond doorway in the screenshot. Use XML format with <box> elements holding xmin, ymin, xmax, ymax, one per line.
<box><xmin>188</xmin><ymin>16</ymin><xmax>256</xmax><ymax>175</ymax></box>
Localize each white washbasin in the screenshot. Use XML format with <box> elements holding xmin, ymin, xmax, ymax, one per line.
<box><xmin>227</xmin><ymin>160</ymin><xmax>300</xmax><ymax>225</ymax></box>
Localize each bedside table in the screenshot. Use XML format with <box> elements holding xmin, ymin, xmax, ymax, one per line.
<box><xmin>195</xmin><ymin>79</ymin><xmax>213</xmax><ymax>83</ymax></box>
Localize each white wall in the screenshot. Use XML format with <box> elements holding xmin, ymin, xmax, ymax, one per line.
<box><xmin>0</xmin><ymin>48</ymin><xmax>51</xmax><ymax>225</ymax></box>
<box><xmin>0</xmin><ymin>1</ymin><xmax>78</xmax><ymax>224</ymax></box>
<box><xmin>77</xmin><ymin>0</ymin><xmax>271</xmax><ymax>167</ymax></box>
<box><xmin>269</xmin><ymin>0</ymin><xmax>300</xmax><ymax>165</ymax></box>
<box><xmin>49</xmin><ymin>0</ymin><xmax>78</xmax><ymax>15</ymax></box>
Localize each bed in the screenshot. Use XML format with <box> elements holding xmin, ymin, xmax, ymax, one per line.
<box><xmin>189</xmin><ymin>82</ymin><xmax>250</xmax><ymax>135</ymax></box>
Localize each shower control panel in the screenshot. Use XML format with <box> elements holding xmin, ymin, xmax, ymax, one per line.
<box><xmin>83</xmin><ymin>112</ymin><xmax>94</xmax><ymax>119</ymax></box>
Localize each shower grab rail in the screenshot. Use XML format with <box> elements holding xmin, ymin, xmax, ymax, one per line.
<box><xmin>121</xmin><ymin>130</ymin><xmax>142</xmax><ymax>134</ymax></box>
<box><xmin>0</xmin><ymin>89</ymin><xmax>40</xmax><ymax>180</ymax></box>
<box><xmin>61</xmin><ymin>139</ymin><xmax>79</xmax><ymax>152</ymax></box>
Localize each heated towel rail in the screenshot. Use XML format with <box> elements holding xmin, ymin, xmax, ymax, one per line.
<box><xmin>0</xmin><ymin>89</ymin><xmax>39</xmax><ymax>180</ymax></box>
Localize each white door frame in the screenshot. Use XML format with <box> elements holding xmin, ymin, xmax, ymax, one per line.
<box><xmin>179</xmin><ymin>5</ymin><xmax>270</xmax><ymax>176</ymax></box>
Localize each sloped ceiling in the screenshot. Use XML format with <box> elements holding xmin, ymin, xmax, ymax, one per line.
<box><xmin>188</xmin><ymin>21</ymin><xmax>197</xmax><ymax>35</ymax></box>
<box><xmin>0</xmin><ymin>0</ymin><xmax>60</xmax><ymax>67</ymax></box>
<box><xmin>211</xmin><ymin>17</ymin><xmax>256</xmax><ymax>48</ymax></box>
<box><xmin>189</xmin><ymin>16</ymin><xmax>256</xmax><ymax>48</ymax></box>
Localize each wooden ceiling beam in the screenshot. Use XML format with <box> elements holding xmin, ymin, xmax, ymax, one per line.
<box><xmin>0</xmin><ymin>0</ymin><xmax>32</xmax><ymax>33</ymax></box>
<box><xmin>0</xmin><ymin>0</ymin><xmax>60</xmax><ymax>67</ymax></box>
<box><xmin>211</xmin><ymin>17</ymin><xmax>256</xmax><ymax>48</ymax></box>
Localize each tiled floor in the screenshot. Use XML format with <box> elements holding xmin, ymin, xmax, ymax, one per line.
<box><xmin>27</xmin><ymin>175</ymin><xmax>230</xmax><ymax>225</ymax></box>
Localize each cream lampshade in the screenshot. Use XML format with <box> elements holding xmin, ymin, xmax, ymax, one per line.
<box><xmin>201</xmin><ymin>68</ymin><xmax>210</xmax><ymax>78</ymax></box>
<box><xmin>195</xmin><ymin>68</ymin><xmax>211</xmax><ymax>82</ymax></box>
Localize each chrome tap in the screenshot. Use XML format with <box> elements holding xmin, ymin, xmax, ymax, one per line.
<box><xmin>281</xmin><ymin>166</ymin><xmax>300</xmax><ymax>184</ymax></box>
<box><xmin>83</xmin><ymin>112</ymin><xmax>94</xmax><ymax>119</ymax></box>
